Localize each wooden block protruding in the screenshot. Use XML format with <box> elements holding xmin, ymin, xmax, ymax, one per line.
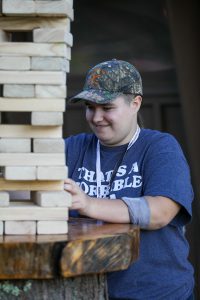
<box><xmin>31</xmin><ymin>112</ymin><xmax>63</xmax><ymax>126</ymax></box>
<box><xmin>31</xmin><ymin>57</ymin><xmax>69</xmax><ymax>72</ymax></box>
<box><xmin>33</xmin><ymin>138</ymin><xmax>65</xmax><ymax>153</ymax></box>
<box><xmin>33</xmin><ymin>190</ymin><xmax>71</xmax><ymax>207</ymax></box>
<box><xmin>5</xmin><ymin>221</ymin><xmax>36</xmax><ymax>235</ymax></box>
<box><xmin>37</xmin><ymin>221</ymin><xmax>68</xmax><ymax>235</ymax></box>
<box><xmin>0</xmin><ymin>138</ymin><xmax>31</xmax><ymax>153</ymax></box>
<box><xmin>4</xmin><ymin>166</ymin><xmax>36</xmax><ymax>180</ymax></box>
<box><xmin>33</xmin><ymin>28</ymin><xmax>73</xmax><ymax>46</ymax></box>
<box><xmin>35</xmin><ymin>85</ymin><xmax>66</xmax><ymax>98</ymax></box>
<box><xmin>37</xmin><ymin>166</ymin><xmax>67</xmax><ymax>180</ymax></box>
<box><xmin>35</xmin><ymin>0</ymin><xmax>74</xmax><ymax>19</ymax></box>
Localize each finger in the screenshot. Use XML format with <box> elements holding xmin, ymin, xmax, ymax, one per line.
<box><xmin>64</xmin><ymin>178</ymin><xmax>75</xmax><ymax>185</ymax></box>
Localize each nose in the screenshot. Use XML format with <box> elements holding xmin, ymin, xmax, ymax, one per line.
<box><xmin>92</xmin><ymin>108</ymin><xmax>104</xmax><ymax>123</ymax></box>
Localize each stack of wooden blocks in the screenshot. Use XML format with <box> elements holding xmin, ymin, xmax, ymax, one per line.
<box><xmin>0</xmin><ymin>0</ymin><xmax>73</xmax><ymax>235</ymax></box>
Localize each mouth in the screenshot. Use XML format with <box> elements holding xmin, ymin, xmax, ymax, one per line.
<box><xmin>93</xmin><ymin>123</ymin><xmax>109</xmax><ymax>127</ymax></box>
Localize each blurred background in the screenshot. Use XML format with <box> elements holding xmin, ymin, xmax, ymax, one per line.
<box><xmin>64</xmin><ymin>0</ymin><xmax>200</xmax><ymax>297</ymax></box>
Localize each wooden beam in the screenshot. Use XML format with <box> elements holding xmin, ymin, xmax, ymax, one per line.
<box><xmin>0</xmin><ymin>16</ymin><xmax>70</xmax><ymax>31</ymax></box>
<box><xmin>0</xmin><ymin>153</ymin><xmax>65</xmax><ymax>166</ymax></box>
<box><xmin>0</xmin><ymin>98</ymin><xmax>65</xmax><ymax>112</ymax></box>
<box><xmin>0</xmin><ymin>125</ymin><xmax>62</xmax><ymax>138</ymax></box>
<box><xmin>0</xmin><ymin>71</ymin><xmax>66</xmax><ymax>84</ymax></box>
<box><xmin>2</xmin><ymin>0</ymin><xmax>74</xmax><ymax>20</ymax></box>
<box><xmin>0</xmin><ymin>178</ymin><xmax>64</xmax><ymax>191</ymax></box>
<box><xmin>0</xmin><ymin>43</ymin><xmax>69</xmax><ymax>58</ymax></box>
<box><xmin>0</xmin><ymin>201</ymin><xmax>68</xmax><ymax>221</ymax></box>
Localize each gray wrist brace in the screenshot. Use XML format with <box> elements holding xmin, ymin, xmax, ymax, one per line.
<box><xmin>122</xmin><ymin>196</ymin><xmax>150</xmax><ymax>229</ymax></box>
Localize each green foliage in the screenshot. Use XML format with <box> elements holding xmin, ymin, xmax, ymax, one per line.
<box><xmin>0</xmin><ymin>280</ymin><xmax>32</xmax><ymax>299</ymax></box>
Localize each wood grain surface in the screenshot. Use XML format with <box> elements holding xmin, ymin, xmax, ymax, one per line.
<box><xmin>0</xmin><ymin>218</ymin><xmax>140</xmax><ymax>279</ymax></box>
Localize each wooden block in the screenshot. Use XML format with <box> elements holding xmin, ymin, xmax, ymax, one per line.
<box><xmin>31</xmin><ymin>112</ymin><xmax>63</xmax><ymax>126</ymax></box>
<box><xmin>33</xmin><ymin>138</ymin><xmax>65</xmax><ymax>153</ymax></box>
<box><xmin>2</xmin><ymin>0</ymin><xmax>35</xmax><ymax>15</ymax></box>
<box><xmin>0</xmin><ymin>17</ymin><xmax>70</xmax><ymax>31</ymax></box>
<box><xmin>0</xmin><ymin>56</ymin><xmax>30</xmax><ymax>70</ymax></box>
<box><xmin>0</xmin><ymin>191</ymin><xmax>9</xmax><ymax>206</ymax></box>
<box><xmin>0</xmin><ymin>71</ymin><xmax>66</xmax><ymax>84</ymax></box>
<box><xmin>33</xmin><ymin>28</ymin><xmax>73</xmax><ymax>46</ymax></box>
<box><xmin>4</xmin><ymin>166</ymin><xmax>36</xmax><ymax>180</ymax></box>
<box><xmin>0</xmin><ymin>201</ymin><xmax>69</xmax><ymax>221</ymax></box>
<box><xmin>37</xmin><ymin>166</ymin><xmax>67</xmax><ymax>180</ymax></box>
<box><xmin>0</xmin><ymin>153</ymin><xmax>65</xmax><ymax>166</ymax></box>
<box><xmin>0</xmin><ymin>221</ymin><xmax>3</xmax><ymax>235</ymax></box>
<box><xmin>35</xmin><ymin>0</ymin><xmax>74</xmax><ymax>19</ymax></box>
<box><xmin>31</xmin><ymin>57</ymin><xmax>69</xmax><ymax>72</ymax></box>
<box><xmin>0</xmin><ymin>138</ymin><xmax>31</xmax><ymax>152</ymax></box>
<box><xmin>0</xmin><ymin>29</ymin><xmax>11</xmax><ymax>42</ymax></box>
<box><xmin>0</xmin><ymin>98</ymin><xmax>65</xmax><ymax>112</ymax></box>
<box><xmin>0</xmin><ymin>178</ymin><xmax>64</xmax><ymax>191</ymax></box>
<box><xmin>0</xmin><ymin>125</ymin><xmax>62</xmax><ymax>138</ymax></box>
<box><xmin>5</xmin><ymin>221</ymin><xmax>36</xmax><ymax>235</ymax></box>
<box><xmin>2</xmin><ymin>0</ymin><xmax>73</xmax><ymax>19</ymax></box>
<box><xmin>0</xmin><ymin>43</ymin><xmax>69</xmax><ymax>58</ymax></box>
<box><xmin>3</xmin><ymin>84</ymin><xmax>35</xmax><ymax>98</ymax></box>
<box><xmin>33</xmin><ymin>190</ymin><xmax>72</xmax><ymax>207</ymax></box>
<box><xmin>37</xmin><ymin>221</ymin><xmax>68</xmax><ymax>234</ymax></box>
<box><xmin>35</xmin><ymin>85</ymin><xmax>66</xmax><ymax>98</ymax></box>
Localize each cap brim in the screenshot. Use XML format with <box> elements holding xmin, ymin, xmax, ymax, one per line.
<box><xmin>69</xmin><ymin>89</ymin><xmax>121</xmax><ymax>104</ymax></box>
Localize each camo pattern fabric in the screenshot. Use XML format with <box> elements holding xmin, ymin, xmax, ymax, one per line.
<box><xmin>70</xmin><ymin>59</ymin><xmax>143</xmax><ymax>103</ymax></box>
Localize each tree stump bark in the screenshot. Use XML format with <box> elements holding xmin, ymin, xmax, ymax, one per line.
<box><xmin>0</xmin><ymin>274</ymin><xmax>108</xmax><ymax>300</ymax></box>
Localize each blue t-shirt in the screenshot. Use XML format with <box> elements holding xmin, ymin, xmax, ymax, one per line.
<box><xmin>65</xmin><ymin>128</ymin><xmax>194</xmax><ymax>300</ymax></box>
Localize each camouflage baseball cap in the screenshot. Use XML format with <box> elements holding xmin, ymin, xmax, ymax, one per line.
<box><xmin>69</xmin><ymin>59</ymin><xmax>143</xmax><ymax>104</ymax></box>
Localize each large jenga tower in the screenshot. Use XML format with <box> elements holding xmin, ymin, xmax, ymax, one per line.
<box><xmin>0</xmin><ymin>0</ymin><xmax>73</xmax><ymax>235</ymax></box>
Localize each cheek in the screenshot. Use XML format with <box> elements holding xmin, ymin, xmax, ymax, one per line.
<box><xmin>85</xmin><ymin>110</ymin><xmax>92</xmax><ymax>122</ymax></box>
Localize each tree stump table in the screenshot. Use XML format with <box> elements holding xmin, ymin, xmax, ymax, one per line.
<box><xmin>0</xmin><ymin>218</ymin><xmax>140</xmax><ymax>300</ymax></box>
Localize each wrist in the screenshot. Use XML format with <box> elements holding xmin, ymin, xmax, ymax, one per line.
<box><xmin>78</xmin><ymin>194</ymin><xmax>92</xmax><ymax>216</ymax></box>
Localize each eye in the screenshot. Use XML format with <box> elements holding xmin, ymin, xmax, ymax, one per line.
<box><xmin>103</xmin><ymin>106</ymin><xmax>113</xmax><ymax>111</ymax></box>
<box><xmin>86</xmin><ymin>105</ymin><xmax>94</xmax><ymax>111</ymax></box>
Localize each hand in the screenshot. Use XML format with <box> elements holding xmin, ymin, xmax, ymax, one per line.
<box><xmin>64</xmin><ymin>178</ymin><xmax>91</xmax><ymax>215</ymax></box>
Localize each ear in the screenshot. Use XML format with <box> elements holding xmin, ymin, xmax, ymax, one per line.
<box><xmin>131</xmin><ymin>95</ymin><xmax>142</xmax><ymax>112</ymax></box>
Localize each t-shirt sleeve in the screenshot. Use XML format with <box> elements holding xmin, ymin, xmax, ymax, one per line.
<box><xmin>142</xmin><ymin>134</ymin><xmax>193</xmax><ymax>226</ymax></box>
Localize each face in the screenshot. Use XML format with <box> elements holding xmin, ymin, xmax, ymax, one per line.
<box><xmin>85</xmin><ymin>96</ymin><xmax>141</xmax><ymax>147</ymax></box>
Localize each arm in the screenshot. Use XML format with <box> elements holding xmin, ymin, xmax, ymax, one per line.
<box><xmin>64</xmin><ymin>178</ymin><xmax>181</xmax><ymax>230</ymax></box>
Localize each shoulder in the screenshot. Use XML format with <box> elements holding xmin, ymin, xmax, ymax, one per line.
<box><xmin>65</xmin><ymin>133</ymin><xmax>96</xmax><ymax>149</ymax></box>
<box><xmin>139</xmin><ymin>128</ymin><xmax>183</xmax><ymax>154</ymax></box>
